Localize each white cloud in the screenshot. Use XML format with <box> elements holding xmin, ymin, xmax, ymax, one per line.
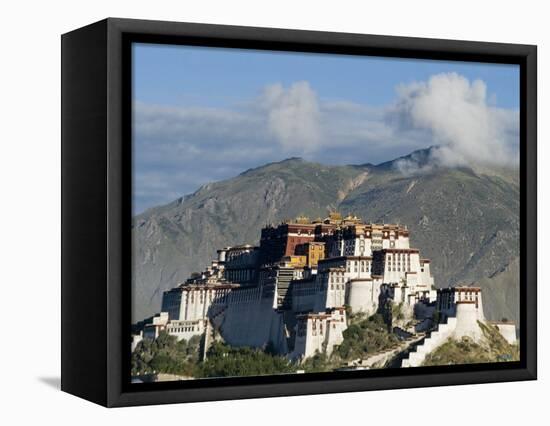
<box><xmin>261</xmin><ymin>81</ymin><xmax>322</xmax><ymax>153</ymax></box>
<box><xmin>390</xmin><ymin>72</ymin><xmax>519</xmax><ymax>169</ymax></box>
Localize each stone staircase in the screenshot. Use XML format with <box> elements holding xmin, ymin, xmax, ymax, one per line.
<box><xmin>401</xmin><ymin>317</ymin><xmax>457</xmax><ymax>367</ymax></box>
<box><xmin>350</xmin><ymin>333</ymin><xmax>426</xmax><ymax>369</ymax></box>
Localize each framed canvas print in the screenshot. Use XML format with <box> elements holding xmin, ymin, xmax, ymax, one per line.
<box><xmin>61</xmin><ymin>18</ymin><xmax>537</xmax><ymax>407</ymax></box>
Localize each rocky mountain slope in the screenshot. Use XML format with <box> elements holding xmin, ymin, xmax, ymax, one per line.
<box><xmin>132</xmin><ymin>148</ymin><xmax>520</xmax><ymax>325</ymax></box>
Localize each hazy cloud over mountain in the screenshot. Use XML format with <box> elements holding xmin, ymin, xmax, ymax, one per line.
<box><xmin>387</xmin><ymin>73</ymin><xmax>519</xmax><ymax>173</ymax></box>
<box><xmin>133</xmin><ymin>73</ymin><xmax>519</xmax><ymax>213</ymax></box>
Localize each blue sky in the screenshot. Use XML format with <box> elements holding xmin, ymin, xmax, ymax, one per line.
<box><xmin>133</xmin><ymin>43</ymin><xmax>520</xmax><ymax>214</ymax></box>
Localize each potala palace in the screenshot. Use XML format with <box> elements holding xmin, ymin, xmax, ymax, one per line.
<box><xmin>132</xmin><ymin>213</ymin><xmax>517</xmax><ymax>368</ymax></box>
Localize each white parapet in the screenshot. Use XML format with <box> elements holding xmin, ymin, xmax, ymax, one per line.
<box><xmin>166</xmin><ymin>319</ymin><xmax>206</xmax><ymax>341</ymax></box>
<box><xmin>217</xmin><ymin>284</ymin><xmax>288</xmax><ymax>353</ymax></box>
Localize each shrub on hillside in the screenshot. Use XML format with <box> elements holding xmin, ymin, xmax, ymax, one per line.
<box><xmin>131</xmin><ymin>332</ymin><xmax>201</xmax><ymax>377</ymax></box>
<box><xmin>199</xmin><ymin>342</ymin><xmax>295</xmax><ymax>378</ymax></box>
<box><xmin>336</xmin><ymin>314</ymin><xmax>399</xmax><ymax>361</ymax></box>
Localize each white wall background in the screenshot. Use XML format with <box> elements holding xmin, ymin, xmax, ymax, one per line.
<box><xmin>0</xmin><ymin>0</ymin><xmax>546</xmax><ymax>424</ymax></box>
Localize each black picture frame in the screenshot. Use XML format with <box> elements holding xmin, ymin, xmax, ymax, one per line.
<box><xmin>61</xmin><ymin>17</ymin><xmax>537</xmax><ymax>407</ymax></box>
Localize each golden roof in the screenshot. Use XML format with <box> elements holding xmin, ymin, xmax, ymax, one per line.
<box><xmin>295</xmin><ymin>215</ymin><xmax>310</xmax><ymax>224</ymax></box>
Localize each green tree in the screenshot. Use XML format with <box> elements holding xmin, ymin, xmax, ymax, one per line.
<box><xmin>131</xmin><ymin>332</ymin><xmax>201</xmax><ymax>377</ymax></box>
<box><xmin>336</xmin><ymin>314</ymin><xmax>399</xmax><ymax>361</ymax></box>
<box><xmin>199</xmin><ymin>342</ymin><xmax>295</xmax><ymax>378</ymax></box>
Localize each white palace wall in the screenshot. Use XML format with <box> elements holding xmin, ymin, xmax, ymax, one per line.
<box><xmin>290</xmin><ymin>308</ymin><xmax>346</xmax><ymax>361</ymax></box>
<box><xmin>161</xmin><ymin>285</ymin><xmax>235</xmax><ymax>322</ymax></box>
<box><xmin>347</xmin><ymin>278</ymin><xmax>380</xmax><ymax>316</ymax></box>
<box><xmin>218</xmin><ymin>285</ymin><xmax>288</xmax><ymax>353</ymax></box>
<box><xmin>291</xmin><ymin>279</ymin><xmax>324</xmax><ymax>313</ymax></box>
<box><xmin>453</xmin><ymin>302</ymin><xmax>484</xmax><ymax>341</ymax></box>
<box><xmin>323</xmin><ymin>276</ymin><xmax>346</xmax><ymax>310</ymax></box>
<box><xmin>382</xmin><ymin>251</ymin><xmax>422</xmax><ymax>286</ymax></box>
<box><xmin>419</xmin><ymin>261</ymin><xmax>434</xmax><ymax>288</ymax></box>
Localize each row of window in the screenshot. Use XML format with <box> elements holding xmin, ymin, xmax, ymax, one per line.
<box><xmin>170</xmin><ymin>326</ymin><xmax>197</xmax><ymax>333</ymax></box>
<box><xmin>297</xmin><ymin>319</ymin><xmax>341</xmax><ymax>337</ymax></box>
<box><xmin>345</xmin><ymin>260</ymin><xmax>371</xmax><ymax>273</ymax></box>
<box><xmin>388</xmin><ymin>254</ymin><xmax>410</xmax><ymax>273</ymax></box>
<box><xmin>439</xmin><ymin>293</ymin><xmax>479</xmax><ymax>309</ymax></box>
<box><xmin>330</xmin><ymin>274</ymin><xmax>345</xmax><ymax>283</ymax></box>
<box><xmin>185</xmin><ymin>288</ymin><xmax>232</xmax><ymax>304</ymax></box>
<box><xmin>388</xmin><ymin>266</ymin><xmax>411</xmax><ymax>272</ymax></box>
<box><xmin>226</xmin><ymin>269</ymin><xmax>253</xmax><ymax>281</ymax></box>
